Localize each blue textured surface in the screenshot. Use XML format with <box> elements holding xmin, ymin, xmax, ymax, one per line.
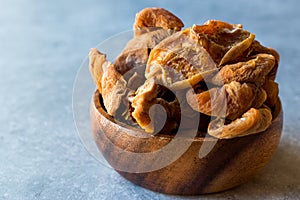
<box><xmin>1</xmin><ymin>0</ymin><xmax>300</xmax><ymax>199</ymax></box>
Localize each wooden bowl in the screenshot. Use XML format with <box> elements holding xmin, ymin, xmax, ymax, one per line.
<box><xmin>90</xmin><ymin>90</ymin><xmax>283</xmax><ymax>195</ymax></box>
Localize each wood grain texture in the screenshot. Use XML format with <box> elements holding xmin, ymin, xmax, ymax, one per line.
<box><xmin>90</xmin><ymin>90</ymin><xmax>283</xmax><ymax>195</ymax></box>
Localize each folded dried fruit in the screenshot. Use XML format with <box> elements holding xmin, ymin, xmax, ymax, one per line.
<box><xmin>130</xmin><ymin>78</ymin><xmax>180</xmax><ymax>133</ymax></box>
<box><xmin>262</xmin><ymin>80</ymin><xmax>279</xmax><ymax>109</ymax></box>
<box><xmin>208</xmin><ymin>107</ymin><xmax>273</xmax><ymax>139</ymax></box>
<box><xmin>89</xmin><ymin>48</ymin><xmax>111</xmax><ymax>93</ymax></box>
<box><xmin>133</xmin><ymin>7</ymin><xmax>184</xmax><ymax>35</ymax></box>
<box><xmin>146</xmin><ymin>28</ymin><xmax>217</xmax><ymax>90</ymax></box>
<box><xmin>114</xmin><ymin>28</ymin><xmax>174</xmax><ymax>76</ymax></box>
<box><xmin>192</xmin><ymin>20</ymin><xmax>255</xmax><ymax>65</ymax></box>
<box><xmin>186</xmin><ymin>81</ymin><xmax>267</xmax><ymax>120</ymax></box>
<box><xmin>89</xmin><ymin>7</ymin><xmax>280</xmax><ymax>139</ymax></box>
<box><xmin>209</xmin><ymin>54</ymin><xmax>275</xmax><ymax>86</ymax></box>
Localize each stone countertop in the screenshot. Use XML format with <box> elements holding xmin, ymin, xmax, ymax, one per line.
<box><xmin>0</xmin><ymin>0</ymin><xmax>299</xmax><ymax>199</ymax></box>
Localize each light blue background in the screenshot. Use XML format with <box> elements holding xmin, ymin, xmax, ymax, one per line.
<box><xmin>0</xmin><ymin>0</ymin><xmax>299</xmax><ymax>199</ymax></box>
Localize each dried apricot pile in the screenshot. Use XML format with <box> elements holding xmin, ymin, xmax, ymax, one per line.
<box><xmin>89</xmin><ymin>7</ymin><xmax>280</xmax><ymax>139</ymax></box>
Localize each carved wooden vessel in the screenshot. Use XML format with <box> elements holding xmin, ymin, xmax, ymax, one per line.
<box><xmin>90</xmin><ymin>90</ymin><xmax>282</xmax><ymax>195</ymax></box>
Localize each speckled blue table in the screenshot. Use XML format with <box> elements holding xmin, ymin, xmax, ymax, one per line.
<box><xmin>1</xmin><ymin>0</ymin><xmax>300</xmax><ymax>199</ymax></box>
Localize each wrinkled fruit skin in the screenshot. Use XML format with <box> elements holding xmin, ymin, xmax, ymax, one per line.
<box><xmin>89</xmin><ymin>7</ymin><xmax>280</xmax><ymax>139</ymax></box>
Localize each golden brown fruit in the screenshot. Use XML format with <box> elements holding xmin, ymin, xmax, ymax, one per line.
<box><xmin>89</xmin><ymin>48</ymin><xmax>111</xmax><ymax>93</ymax></box>
<box><xmin>146</xmin><ymin>28</ymin><xmax>217</xmax><ymax>90</ymax></box>
<box><xmin>101</xmin><ymin>64</ymin><xmax>127</xmax><ymax>116</ymax></box>
<box><xmin>186</xmin><ymin>81</ymin><xmax>266</xmax><ymax>120</ymax></box>
<box><xmin>208</xmin><ymin>107</ymin><xmax>273</xmax><ymax>139</ymax></box>
<box><xmin>209</xmin><ymin>54</ymin><xmax>276</xmax><ymax>86</ymax></box>
<box><xmin>114</xmin><ymin>28</ymin><xmax>173</xmax><ymax>76</ymax></box>
<box><xmin>133</xmin><ymin>7</ymin><xmax>184</xmax><ymax>35</ymax></box>
<box><xmin>249</xmin><ymin>40</ymin><xmax>280</xmax><ymax>80</ymax></box>
<box><xmin>130</xmin><ymin>78</ymin><xmax>180</xmax><ymax>133</ymax></box>
<box><xmin>89</xmin><ymin>8</ymin><xmax>280</xmax><ymax>138</ymax></box>
<box><xmin>262</xmin><ymin>80</ymin><xmax>279</xmax><ymax>108</ymax></box>
<box><xmin>192</xmin><ymin>20</ymin><xmax>255</xmax><ymax>65</ymax></box>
